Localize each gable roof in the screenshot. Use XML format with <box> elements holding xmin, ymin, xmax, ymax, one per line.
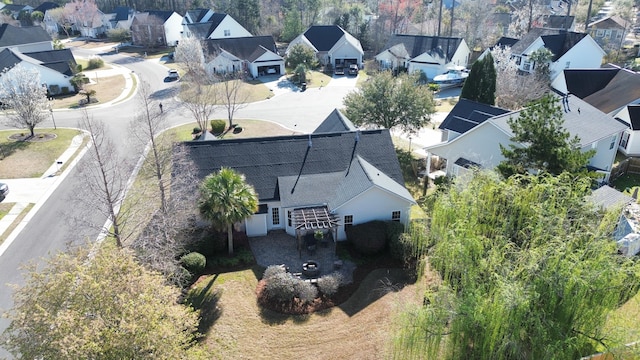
<box><xmin>113</xmin><ymin>6</ymin><xmax>133</xmax><ymax>22</ymax></box>
<box><xmin>541</xmin><ymin>31</ymin><xmax>587</xmax><ymax>61</ymax></box>
<box><xmin>278</xmin><ymin>155</ymin><xmax>414</xmax><ymax>209</ymax></box>
<box><xmin>439</xmin><ymin>99</ymin><xmax>510</xmax><ymax>134</ymax></box>
<box><xmin>589</xmin><ymin>15</ymin><xmax>629</xmax><ymax>29</ymax></box>
<box><xmin>492</xmin><ymin>36</ymin><xmax>519</xmax><ymax>49</ymax></box>
<box><xmin>564</xmin><ymin>67</ymin><xmax>640</xmax><ymax>114</ymax></box>
<box><xmin>23</xmin><ymin>48</ymin><xmax>76</xmax><ymax>76</ymax></box>
<box><xmin>588</xmin><ymin>185</ymin><xmax>634</xmax><ymax>210</ymax></box>
<box><xmin>34</xmin><ymin>2</ymin><xmax>59</xmax><ymax>13</ymax></box>
<box><xmin>489</xmin><ymin>93</ymin><xmax>627</xmax><ymax>147</ymax></box>
<box><xmin>204</xmin><ymin>36</ymin><xmax>277</xmax><ymax>60</ymax></box>
<box><xmin>184</xmin><ymin>8</ymin><xmax>210</xmax><ymax>23</ymax></box>
<box><xmin>381</xmin><ymin>34</ymin><xmax>464</xmax><ymax>61</ymax></box>
<box><xmin>303</xmin><ymin>25</ymin><xmax>347</xmax><ymax>51</ymax></box>
<box><xmin>313</xmin><ymin>109</ymin><xmax>357</xmax><ymax>134</ymax></box>
<box><xmin>136</xmin><ymin>10</ymin><xmax>175</xmax><ymax>23</ymax></box>
<box><xmin>2</xmin><ymin>4</ymin><xmax>30</xmax><ymax>13</ymax></box>
<box><xmin>546</xmin><ymin>15</ymin><xmax>574</xmax><ymax>29</ymax></box>
<box><xmin>182</xmin><ymin>129</ymin><xmax>406</xmax><ymax>202</ymax></box>
<box><xmin>628</xmin><ymin>105</ymin><xmax>640</xmax><ymax>130</ymax></box>
<box><xmin>0</xmin><ymin>24</ymin><xmax>51</xmax><ymax>47</ymax></box>
<box><xmin>0</xmin><ymin>48</ymin><xmax>21</xmax><ymax>70</ymax></box>
<box><xmin>510</xmin><ymin>27</ymin><xmax>560</xmax><ymax>54</ymax></box>
<box><xmin>184</xmin><ymin>13</ymin><xmax>230</xmax><ymax>39</ymax></box>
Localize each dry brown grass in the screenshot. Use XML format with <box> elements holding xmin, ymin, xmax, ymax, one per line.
<box><xmin>192</xmin><ymin>268</ymin><xmax>421</xmax><ymax>359</ymax></box>
<box><xmin>0</xmin><ymin>129</ymin><xmax>82</xmax><ymax>178</ymax></box>
<box><xmin>0</xmin><ymin>204</ymin><xmax>33</xmax><ymax>244</ymax></box>
<box><xmin>52</xmin><ymin>75</ymin><xmax>126</xmax><ymax>109</ymax></box>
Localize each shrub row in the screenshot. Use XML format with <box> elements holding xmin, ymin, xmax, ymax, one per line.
<box><xmin>259</xmin><ymin>265</ymin><xmax>344</xmax><ymax>304</ymax></box>
<box><xmin>345</xmin><ymin>220</ymin><xmax>405</xmax><ymax>256</ymax></box>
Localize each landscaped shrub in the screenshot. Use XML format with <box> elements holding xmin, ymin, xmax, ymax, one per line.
<box><xmin>210</xmin><ymin>120</ymin><xmax>226</xmax><ymax>135</ymax></box>
<box><xmin>180</xmin><ymin>252</ymin><xmax>206</xmax><ymax>275</ymax></box>
<box><xmin>386</xmin><ymin>221</ymin><xmax>406</xmax><ymax>260</ymax></box>
<box><xmin>263</xmin><ymin>272</ymin><xmax>297</xmax><ymax>302</ymax></box>
<box><xmin>317</xmin><ymin>272</ymin><xmax>343</xmax><ymax>296</ymax></box>
<box><xmin>263</xmin><ymin>264</ymin><xmax>287</xmax><ymax>279</ymax></box>
<box><xmin>233</xmin><ymin>126</ymin><xmax>243</xmax><ymax>134</ymax></box>
<box><xmin>49</xmin><ymin>85</ymin><xmax>60</xmax><ymax>95</ymax></box>
<box><xmin>295</xmin><ymin>280</ymin><xmax>318</xmax><ymax>303</ymax></box>
<box><xmin>87</xmin><ymin>57</ymin><xmax>104</xmax><ymax>70</ymax></box>
<box><xmin>192</xmin><ymin>127</ymin><xmax>201</xmax><ymax>135</ymax></box>
<box><xmin>346</xmin><ymin>220</ymin><xmax>388</xmax><ymax>255</ymax></box>
<box><xmin>61</xmin><ymin>87</ymin><xmax>69</xmax><ymax>94</ymax></box>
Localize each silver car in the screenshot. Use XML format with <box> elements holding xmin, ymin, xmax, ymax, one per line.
<box><xmin>0</xmin><ymin>183</ymin><xmax>8</xmax><ymax>202</ymax></box>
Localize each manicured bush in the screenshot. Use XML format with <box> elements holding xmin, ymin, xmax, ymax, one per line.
<box><xmin>386</xmin><ymin>221</ymin><xmax>406</xmax><ymax>260</ymax></box>
<box><xmin>263</xmin><ymin>264</ymin><xmax>287</xmax><ymax>279</ymax></box>
<box><xmin>346</xmin><ymin>220</ymin><xmax>388</xmax><ymax>255</ymax></box>
<box><xmin>233</xmin><ymin>126</ymin><xmax>243</xmax><ymax>134</ymax></box>
<box><xmin>192</xmin><ymin>127</ymin><xmax>201</xmax><ymax>135</ymax></box>
<box><xmin>295</xmin><ymin>280</ymin><xmax>318</xmax><ymax>303</ymax></box>
<box><xmin>263</xmin><ymin>272</ymin><xmax>297</xmax><ymax>302</ymax></box>
<box><xmin>87</xmin><ymin>57</ymin><xmax>104</xmax><ymax>70</ymax></box>
<box><xmin>180</xmin><ymin>252</ymin><xmax>206</xmax><ymax>275</ymax></box>
<box><xmin>317</xmin><ymin>272</ymin><xmax>343</xmax><ymax>296</ymax></box>
<box><xmin>210</xmin><ymin>119</ymin><xmax>226</xmax><ymax>135</ymax></box>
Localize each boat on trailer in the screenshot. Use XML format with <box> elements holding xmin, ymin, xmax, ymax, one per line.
<box><xmin>431</xmin><ymin>66</ymin><xmax>469</xmax><ymax>87</ymax></box>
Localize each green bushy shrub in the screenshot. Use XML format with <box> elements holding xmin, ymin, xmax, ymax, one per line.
<box><xmin>263</xmin><ymin>264</ymin><xmax>287</xmax><ymax>279</ymax></box>
<box><xmin>210</xmin><ymin>120</ymin><xmax>226</xmax><ymax>135</ymax></box>
<box><xmin>346</xmin><ymin>220</ymin><xmax>388</xmax><ymax>255</ymax></box>
<box><xmin>317</xmin><ymin>272</ymin><xmax>343</xmax><ymax>296</ymax></box>
<box><xmin>87</xmin><ymin>57</ymin><xmax>104</xmax><ymax>70</ymax></box>
<box><xmin>192</xmin><ymin>127</ymin><xmax>202</xmax><ymax>134</ymax></box>
<box><xmin>180</xmin><ymin>252</ymin><xmax>206</xmax><ymax>275</ymax></box>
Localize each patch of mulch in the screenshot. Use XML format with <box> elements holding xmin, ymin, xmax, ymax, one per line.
<box><xmin>256</xmin><ymin>255</ymin><xmax>410</xmax><ymax>315</ymax></box>
<box><xmin>8</xmin><ymin>133</ymin><xmax>57</xmax><ymax>142</ymax></box>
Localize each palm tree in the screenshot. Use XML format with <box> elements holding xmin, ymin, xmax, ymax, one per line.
<box><xmin>198</xmin><ymin>168</ymin><xmax>258</xmax><ymax>255</ymax></box>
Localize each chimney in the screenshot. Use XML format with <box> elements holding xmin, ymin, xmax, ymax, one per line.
<box><xmin>355</xmin><ymin>130</ymin><xmax>360</xmax><ymax>143</ymax></box>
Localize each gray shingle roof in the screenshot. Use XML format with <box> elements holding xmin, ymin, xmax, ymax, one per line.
<box><xmin>510</xmin><ymin>28</ymin><xmax>560</xmax><ymax>54</ymax></box>
<box><xmin>0</xmin><ymin>48</ymin><xmax>21</xmax><ymax>70</ymax></box>
<box><xmin>588</xmin><ymin>185</ymin><xmax>634</xmax><ymax>210</ymax></box>
<box><xmin>204</xmin><ymin>36</ymin><xmax>277</xmax><ymax>60</ymax></box>
<box><xmin>313</xmin><ymin>109</ymin><xmax>356</xmax><ymax>134</ymax></box>
<box><xmin>564</xmin><ymin>67</ymin><xmax>640</xmax><ymax>115</ymax></box>
<box><xmin>0</xmin><ymin>24</ymin><xmax>51</xmax><ymax>47</ymax></box>
<box><xmin>303</xmin><ymin>25</ymin><xmax>346</xmax><ymax>52</ymax></box>
<box><xmin>541</xmin><ymin>31</ymin><xmax>587</xmax><ymax>61</ymax></box>
<box><xmin>381</xmin><ymin>34</ymin><xmax>463</xmax><ymax>61</ymax></box>
<box><xmin>490</xmin><ymin>93</ymin><xmax>628</xmax><ymax>147</ymax></box>
<box><xmin>439</xmin><ymin>98</ymin><xmax>509</xmax><ymax>134</ymax></box>
<box><xmin>181</xmin><ymin>129</ymin><xmax>406</xmax><ymax>202</ymax></box>
<box><xmin>34</xmin><ymin>2</ymin><xmax>59</xmax><ymax>13</ymax></box>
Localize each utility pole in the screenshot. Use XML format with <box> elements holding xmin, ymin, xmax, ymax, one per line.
<box><xmin>585</xmin><ymin>0</ymin><xmax>594</xmax><ymax>32</ymax></box>
<box><xmin>437</xmin><ymin>0</ymin><xmax>444</xmax><ymax>36</ymax></box>
<box><xmin>450</xmin><ymin>0</ymin><xmax>455</xmax><ymax>37</ymax></box>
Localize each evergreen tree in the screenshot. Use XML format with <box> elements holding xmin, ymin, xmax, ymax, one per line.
<box><xmin>497</xmin><ymin>94</ymin><xmax>595</xmax><ymax>178</ymax></box>
<box><xmin>460</xmin><ymin>53</ymin><xmax>496</xmax><ymax>105</ymax></box>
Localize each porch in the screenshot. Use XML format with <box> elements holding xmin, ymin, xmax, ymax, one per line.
<box><xmin>248</xmin><ymin>230</ymin><xmax>356</xmax><ymax>284</ymax></box>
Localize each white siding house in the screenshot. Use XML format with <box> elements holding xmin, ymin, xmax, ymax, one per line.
<box><xmin>286</xmin><ymin>25</ymin><xmax>363</xmax><ymax>68</ymax></box>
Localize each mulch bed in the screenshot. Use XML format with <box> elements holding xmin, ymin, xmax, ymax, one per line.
<box><xmin>256</xmin><ymin>255</ymin><xmax>409</xmax><ymax>315</ymax></box>
<box><xmin>8</xmin><ymin>133</ymin><xmax>57</xmax><ymax>142</ymax></box>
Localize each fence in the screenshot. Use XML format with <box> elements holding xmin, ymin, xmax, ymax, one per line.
<box><xmin>610</xmin><ymin>158</ymin><xmax>640</xmax><ymax>183</ymax></box>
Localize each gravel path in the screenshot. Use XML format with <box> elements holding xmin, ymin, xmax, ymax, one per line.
<box><xmin>248</xmin><ymin>230</ymin><xmax>357</xmax><ymax>283</ymax></box>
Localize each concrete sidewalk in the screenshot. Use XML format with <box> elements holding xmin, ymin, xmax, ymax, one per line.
<box><xmin>0</xmin><ymin>134</ymin><xmax>87</xmax><ymax>256</ymax></box>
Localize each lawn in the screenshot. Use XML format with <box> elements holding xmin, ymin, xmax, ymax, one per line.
<box><xmin>179</xmin><ymin>79</ymin><xmax>273</xmax><ymax>104</ymax></box>
<box><xmin>0</xmin><ymin>129</ymin><xmax>83</xmax><ymax>178</ymax></box>
<box><xmin>611</xmin><ymin>173</ymin><xmax>640</xmax><ymax>197</ymax></box>
<box><xmin>187</xmin><ymin>267</ymin><xmax>420</xmax><ymax>359</ymax></box>
<box><xmin>51</xmin><ymin>75</ymin><xmax>126</xmax><ymax>109</ymax></box>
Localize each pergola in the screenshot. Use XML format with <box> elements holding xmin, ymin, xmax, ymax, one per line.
<box><xmin>293</xmin><ymin>206</ymin><xmax>340</xmax><ymax>258</ymax></box>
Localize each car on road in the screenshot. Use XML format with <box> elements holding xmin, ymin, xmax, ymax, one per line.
<box><xmin>348</xmin><ymin>64</ymin><xmax>359</xmax><ymax>76</ymax></box>
<box><xmin>167</xmin><ymin>69</ymin><xmax>180</xmax><ymax>81</ymax></box>
<box><xmin>0</xmin><ymin>182</ymin><xmax>8</xmax><ymax>202</ymax></box>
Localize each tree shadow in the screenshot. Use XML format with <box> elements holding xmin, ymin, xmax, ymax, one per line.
<box><xmin>0</xmin><ymin>139</ymin><xmax>29</xmax><ymax>159</ymax></box>
<box><xmin>150</xmin><ymin>87</ymin><xmax>179</xmax><ymax>100</ymax></box>
<box><xmin>184</xmin><ymin>274</ymin><xmax>223</xmax><ymax>338</ymax></box>
<box><xmin>337</xmin><ymin>268</ymin><xmax>412</xmax><ymax>317</ymax></box>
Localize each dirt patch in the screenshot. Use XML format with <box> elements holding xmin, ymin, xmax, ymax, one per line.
<box><xmin>8</xmin><ymin>133</ymin><xmax>57</xmax><ymax>142</ymax></box>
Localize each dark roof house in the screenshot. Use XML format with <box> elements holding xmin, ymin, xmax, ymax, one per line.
<box><xmin>204</xmin><ymin>36</ymin><xmax>277</xmax><ymax>59</ymax></box>
<box><xmin>439</xmin><ymin>99</ymin><xmax>510</xmax><ymax>136</ymax></box>
<box><xmin>0</xmin><ymin>24</ymin><xmax>51</xmax><ymax>49</ymax></box>
<box><xmin>313</xmin><ymin>109</ymin><xmax>357</xmax><ymax>134</ymax></box>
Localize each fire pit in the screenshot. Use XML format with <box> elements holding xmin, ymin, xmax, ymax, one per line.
<box><xmin>302</xmin><ymin>260</ymin><xmax>320</xmax><ymax>277</ymax></box>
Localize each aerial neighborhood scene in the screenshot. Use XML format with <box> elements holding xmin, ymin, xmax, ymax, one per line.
<box><xmin>2</xmin><ymin>0</ymin><xmax>640</xmax><ymax>358</ymax></box>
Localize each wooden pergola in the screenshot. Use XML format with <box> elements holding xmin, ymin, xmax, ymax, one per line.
<box><xmin>293</xmin><ymin>206</ymin><xmax>340</xmax><ymax>258</ymax></box>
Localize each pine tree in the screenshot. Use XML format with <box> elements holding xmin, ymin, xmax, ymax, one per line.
<box><xmin>460</xmin><ymin>53</ymin><xmax>496</xmax><ymax>105</ymax></box>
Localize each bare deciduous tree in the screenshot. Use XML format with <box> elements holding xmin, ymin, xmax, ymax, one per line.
<box><xmin>175</xmin><ymin>36</ymin><xmax>205</xmax><ymax>78</ymax></box>
<box><xmin>180</xmin><ymin>72</ymin><xmax>220</xmax><ymax>133</ymax></box>
<box><xmin>75</xmin><ymin>110</ymin><xmax>130</xmax><ymax>247</ymax></box>
<box><xmin>63</xmin><ymin>0</ymin><xmax>101</xmax><ymax>38</ymax></box>
<box><xmin>131</xmin><ymin>14</ymin><xmax>166</xmax><ymax>48</ymax></box>
<box><xmin>0</xmin><ymin>64</ymin><xmax>49</xmax><ymax>137</ymax></box>
<box><xmin>220</xmin><ymin>73</ymin><xmax>250</xmax><ymax>129</ymax></box>
<box><xmin>492</xmin><ymin>46</ymin><xmax>549</xmax><ymax>110</ymax></box>
<box><xmin>129</xmin><ymin>144</ymin><xmax>200</xmax><ymax>287</ymax></box>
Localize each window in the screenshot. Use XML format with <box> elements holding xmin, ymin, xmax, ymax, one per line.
<box><xmin>565</xmin><ymin>61</ymin><xmax>571</xmax><ymax>68</ymax></box>
<box><xmin>610</xmin><ymin>136</ymin><xmax>616</xmax><ymax>150</ymax></box>
<box><xmin>596</xmin><ymin>29</ymin><xmax>605</xmax><ymax>37</ymax></box>
<box><xmin>224</xmin><ymin>29</ymin><xmax>231</xmax><ymax>36</ymax></box>
<box><xmin>272</xmin><ymin>208</ymin><xmax>280</xmax><ymax>225</ymax></box>
<box><xmin>621</xmin><ymin>132</ymin><xmax>630</xmax><ymax>149</ymax></box>
<box><xmin>522</xmin><ymin>60</ymin><xmax>532</xmax><ymax>71</ymax></box>
<box><xmin>392</xmin><ymin>211</ymin><xmax>401</xmax><ymax>222</ymax></box>
<box><xmin>605</xmin><ymin>29</ymin><xmax>612</xmax><ymax>38</ymax></box>
<box><xmin>287</xmin><ymin>210</ymin><xmax>292</xmax><ymax>227</ymax></box>
<box><xmin>344</xmin><ymin>215</ymin><xmax>353</xmax><ymax>228</ymax></box>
